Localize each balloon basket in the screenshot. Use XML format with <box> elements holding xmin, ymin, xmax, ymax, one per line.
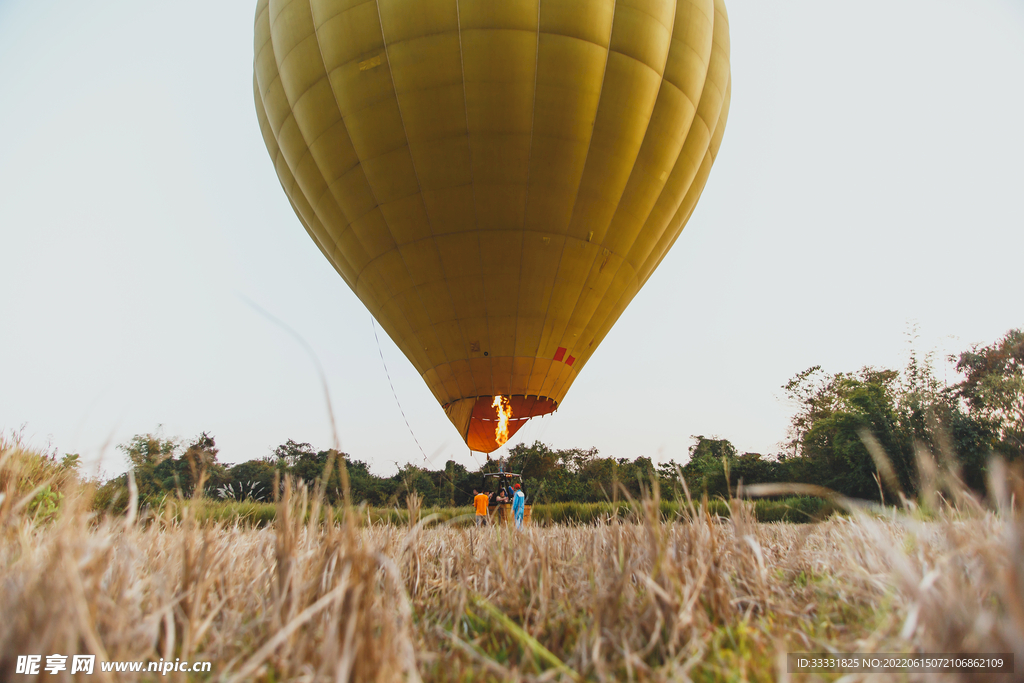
<box><xmin>490</xmin><ymin>504</ymin><xmax>531</xmax><ymax>526</ymax></box>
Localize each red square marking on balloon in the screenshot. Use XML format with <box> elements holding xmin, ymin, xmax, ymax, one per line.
<box><xmin>553</xmin><ymin>347</ymin><xmax>566</xmax><ymax>362</ymax></box>
<box><xmin>566</xmin><ymin>355</ymin><xmax>575</xmax><ymax>366</ymax></box>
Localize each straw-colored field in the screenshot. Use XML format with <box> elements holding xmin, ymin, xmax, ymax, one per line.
<box><xmin>2</xmin><ymin>444</ymin><xmax>1022</xmax><ymax>681</ymax></box>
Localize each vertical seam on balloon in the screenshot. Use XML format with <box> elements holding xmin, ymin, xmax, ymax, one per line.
<box><xmin>296</xmin><ymin>4</ymin><xmax>392</xmax><ymax>349</ymax></box>
<box><xmin>641</xmin><ymin>71</ymin><xmax>728</xmax><ymax>285</ymax></box>
<box><xmin>556</xmin><ymin>2</ymin><xmax>722</xmax><ymax>396</ymax></box>
<box><xmin>301</xmin><ymin>0</ymin><xmax>445</xmax><ymax>398</ymax></box>
<box><xmin>259</xmin><ymin>93</ymin><xmax>340</xmax><ymax>280</ymax></box>
<box><xmin>366</xmin><ymin>0</ymin><xmax>473</xmax><ymax>404</ymax></box>
<box><xmin>634</xmin><ymin>108</ymin><xmax>714</xmax><ymax>277</ymax></box>
<box><xmin>638</xmin><ymin>13</ymin><xmax>728</xmax><ymax>286</ymax></box>
<box><xmin>510</xmin><ymin>0</ymin><xmax>544</xmax><ymax>401</ymax></box>
<box><xmin>547</xmin><ymin>0</ymin><xmax>681</xmax><ymax>397</ymax></box>
<box><xmin>644</xmin><ymin>1</ymin><xmax>715</xmax><ymax>203</ymax></box>
<box><xmin>527</xmin><ymin>0</ymin><xmax>618</xmax><ymax>398</ymax></box>
<box><xmin>555</xmin><ymin>260</ymin><xmax>637</xmax><ymax>388</ymax></box>
<box><xmin>263</xmin><ymin>2</ymin><xmax>358</xmax><ymax>281</ymax></box>
<box><xmin>258</xmin><ymin>5</ymin><xmax>357</xmax><ymax>287</ymax></box>
<box><xmin>566</xmin><ymin>12</ymin><xmax>728</xmax><ymax>396</ymax></box>
<box><xmin>634</xmin><ymin>0</ymin><xmax>722</xmax><ymax>281</ymax></box>
<box><xmin>428</xmin><ymin>0</ymin><xmax>479</xmax><ymax>403</ymax></box>
<box><xmin>544</xmin><ymin>3</ymin><xmax>679</xmax><ymax>401</ymax></box>
<box><xmin>258</xmin><ymin>2</ymin><xmax>363</xmax><ymax>291</ymax></box>
<box><xmin>453</xmin><ymin>0</ymin><xmax>488</xmax><ymax>403</ymax></box>
<box><xmin>555</xmin><ymin>1</ymin><xmax>720</xmax><ymax>402</ymax></box>
<box><xmin>575</xmin><ymin>270</ymin><xmax>637</xmax><ymax>376</ymax></box>
<box><xmin>581</xmin><ymin>19</ymin><xmax>677</xmax><ymax>248</ymax></box>
<box><xmin>584</xmin><ymin>12</ymin><xmax>705</xmax><ymax>285</ymax></box>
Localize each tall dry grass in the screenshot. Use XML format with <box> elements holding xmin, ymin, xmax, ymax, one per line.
<box><xmin>1</xmin><ymin>440</ymin><xmax>1022</xmax><ymax>681</ymax></box>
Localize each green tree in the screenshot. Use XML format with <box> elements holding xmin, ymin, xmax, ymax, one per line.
<box><xmin>117</xmin><ymin>432</ymin><xmax>178</xmax><ymax>500</ymax></box>
<box><xmin>954</xmin><ymin>329</ymin><xmax>1024</xmax><ymax>461</ymax></box>
<box><xmin>224</xmin><ymin>459</ymin><xmax>276</xmax><ymax>501</ymax></box>
<box><xmin>507</xmin><ymin>441</ymin><xmax>558</xmax><ymax>480</ymax></box>
<box><xmin>115</xmin><ymin>431</ymin><xmax>228</xmax><ymax>501</ymax></box>
<box><xmin>896</xmin><ymin>342</ymin><xmax>993</xmax><ymax>494</ymax></box>
<box><xmin>440</xmin><ymin>459</ymin><xmax>470</xmax><ymax>506</ymax></box>
<box><xmin>782</xmin><ymin>367</ymin><xmax>914</xmax><ymax>500</ymax></box>
<box><xmin>729</xmin><ymin>452</ymin><xmax>782</xmax><ymax>491</ymax></box>
<box><xmin>347</xmin><ymin>458</ymin><xmax>394</xmax><ymax>506</ymax></box>
<box><xmin>503</xmin><ymin>442</ymin><xmax>608</xmax><ymax>503</ymax></box>
<box><xmin>120</xmin><ymin>433</ymin><xmax>177</xmax><ymax>468</ymax></box>
<box><xmin>273</xmin><ymin>439</ymin><xmax>317</xmax><ymax>467</ymax></box>
<box><xmin>657</xmin><ymin>459</ymin><xmax>684</xmax><ymax>497</ymax></box>
<box><xmin>680</xmin><ymin>436</ymin><xmax>737</xmax><ymax>497</ymax></box>
<box><xmin>616</xmin><ymin>456</ymin><xmax>656</xmax><ymax>498</ymax></box>
<box><xmin>180</xmin><ymin>432</ymin><xmax>228</xmax><ymax>491</ymax></box>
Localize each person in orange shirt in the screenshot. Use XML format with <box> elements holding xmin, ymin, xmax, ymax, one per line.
<box><xmin>473</xmin><ymin>489</ymin><xmax>490</xmax><ymax>527</ymax></box>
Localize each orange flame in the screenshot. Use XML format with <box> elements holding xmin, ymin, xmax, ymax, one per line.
<box><xmin>492</xmin><ymin>395</ymin><xmax>512</xmax><ymax>447</ymax></box>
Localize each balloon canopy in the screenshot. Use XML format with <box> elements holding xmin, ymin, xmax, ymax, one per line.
<box><xmin>253</xmin><ymin>0</ymin><xmax>731</xmax><ymax>452</ymax></box>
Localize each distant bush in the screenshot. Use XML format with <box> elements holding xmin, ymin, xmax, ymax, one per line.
<box><xmin>172</xmin><ymin>496</ymin><xmax>833</xmax><ymax>527</ymax></box>
<box><xmin>92</xmin><ymin>476</ymin><xmax>129</xmax><ymax>514</ymax></box>
<box><xmin>527</xmin><ymin>497</ymin><xmax>831</xmax><ymax>525</ymax></box>
<box><xmin>86</xmin><ymin>474</ymin><xmax>834</xmax><ymax>528</ymax></box>
<box><xmin>0</xmin><ymin>439</ymin><xmax>79</xmax><ymax>496</ymax></box>
<box><xmin>183</xmin><ymin>499</ymin><xmax>277</xmax><ymax>527</ymax></box>
<box><xmin>1</xmin><ymin>438</ymin><xmax>82</xmax><ymax>523</ymax></box>
<box><xmin>752</xmin><ymin>496</ymin><xmax>835</xmax><ymax>522</ymax></box>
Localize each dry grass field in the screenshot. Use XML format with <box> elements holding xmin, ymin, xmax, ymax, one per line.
<box><xmin>2</xmin><ymin>440</ymin><xmax>1023</xmax><ymax>682</ymax></box>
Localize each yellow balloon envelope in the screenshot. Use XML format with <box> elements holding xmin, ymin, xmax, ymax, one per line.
<box><xmin>254</xmin><ymin>0</ymin><xmax>731</xmax><ymax>452</ymax></box>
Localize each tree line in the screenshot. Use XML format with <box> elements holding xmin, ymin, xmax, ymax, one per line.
<box><xmin>96</xmin><ymin>328</ymin><xmax>1022</xmax><ymax>510</ymax></box>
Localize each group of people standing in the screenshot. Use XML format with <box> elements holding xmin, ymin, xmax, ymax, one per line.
<box><xmin>473</xmin><ymin>484</ymin><xmax>526</xmax><ymax>529</ymax></box>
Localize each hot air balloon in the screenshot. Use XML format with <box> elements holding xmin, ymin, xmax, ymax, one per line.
<box><xmin>253</xmin><ymin>0</ymin><xmax>730</xmax><ymax>453</ymax></box>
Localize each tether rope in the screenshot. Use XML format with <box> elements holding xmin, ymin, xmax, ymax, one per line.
<box><xmin>370</xmin><ymin>316</ymin><xmax>525</xmax><ymax>504</ymax></box>
<box><xmin>371</xmin><ymin>316</ymin><xmax>430</xmax><ymax>464</ymax></box>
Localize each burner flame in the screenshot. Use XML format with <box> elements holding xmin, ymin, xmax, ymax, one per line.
<box><xmin>492</xmin><ymin>395</ymin><xmax>512</xmax><ymax>447</ymax></box>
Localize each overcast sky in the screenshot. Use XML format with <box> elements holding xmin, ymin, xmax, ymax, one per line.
<box><xmin>1</xmin><ymin>0</ymin><xmax>1022</xmax><ymax>478</ymax></box>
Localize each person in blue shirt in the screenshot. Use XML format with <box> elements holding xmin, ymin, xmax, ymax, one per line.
<box><xmin>512</xmin><ymin>483</ymin><xmax>526</xmax><ymax>529</ymax></box>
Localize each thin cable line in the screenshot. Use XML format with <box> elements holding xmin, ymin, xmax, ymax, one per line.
<box><xmin>371</xmin><ymin>316</ymin><xmax>486</xmax><ymax>504</ymax></box>
<box><xmin>372</xmin><ymin>316</ymin><xmax>430</xmax><ymax>464</ymax></box>
<box><xmin>368</xmin><ymin>0</ymin><xmax>470</xmax><ymax>398</ymax></box>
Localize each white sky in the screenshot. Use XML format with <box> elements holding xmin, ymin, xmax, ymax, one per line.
<box><xmin>1</xmin><ymin>0</ymin><xmax>1022</xmax><ymax>478</ymax></box>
